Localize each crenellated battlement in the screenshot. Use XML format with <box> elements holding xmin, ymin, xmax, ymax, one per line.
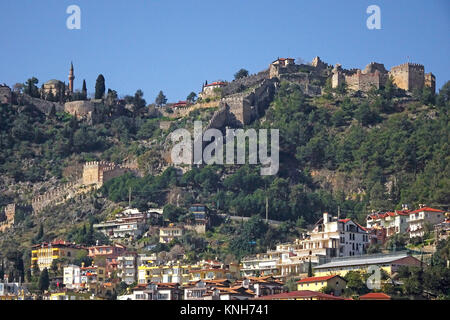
<box><xmin>82</xmin><ymin>160</ymin><xmax>135</xmax><ymax>187</ymax></box>
<box><xmin>390</xmin><ymin>62</ymin><xmax>424</xmax><ymax>71</ymax></box>
<box><xmin>332</xmin><ymin>60</ymin><xmax>433</xmax><ymax>93</ymax></box>
<box><xmin>31</xmin><ymin>180</ymin><xmax>81</xmax><ymax>213</ymax></box>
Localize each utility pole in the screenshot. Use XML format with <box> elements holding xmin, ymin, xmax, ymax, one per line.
<box><xmin>265</xmin><ymin>195</ymin><xmax>269</xmax><ymax>222</ymax></box>
<box><xmin>338</xmin><ymin>205</ymin><xmax>341</xmax><ymax>219</ymax></box>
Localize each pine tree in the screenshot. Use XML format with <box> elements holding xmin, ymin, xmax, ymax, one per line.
<box><xmin>95</xmin><ymin>74</ymin><xmax>106</xmax><ymax>99</ymax></box>
<box><xmin>155</xmin><ymin>90</ymin><xmax>167</xmax><ymax>107</ymax></box>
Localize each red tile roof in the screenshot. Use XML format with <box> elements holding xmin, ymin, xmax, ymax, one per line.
<box><xmin>359</xmin><ymin>292</ymin><xmax>391</xmax><ymax>300</ymax></box>
<box><xmin>338</xmin><ymin>219</ymin><xmax>351</xmax><ymax>223</ymax></box>
<box><xmin>409</xmin><ymin>207</ymin><xmax>444</xmax><ymax>214</ymax></box>
<box><xmin>172</xmin><ymin>101</ymin><xmax>188</xmax><ymax>107</ymax></box>
<box><xmin>204</xmin><ymin>81</ymin><xmax>226</xmax><ymax>87</ymax></box>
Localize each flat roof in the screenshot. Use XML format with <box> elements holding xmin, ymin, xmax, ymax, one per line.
<box><xmin>314</xmin><ymin>253</ymin><xmax>411</xmax><ymax>269</ymax></box>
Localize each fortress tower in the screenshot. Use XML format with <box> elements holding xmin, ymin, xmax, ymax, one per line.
<box><xmin>388</xmin><ymin>63</ymin><xmax>426</xmax><ymax>92</ymax></box>
<box><xmin>68</xmin><ymin>62</ymin><xmax>75</xmax><ymax>93</ymax></box>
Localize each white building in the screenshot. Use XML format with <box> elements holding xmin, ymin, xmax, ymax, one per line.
<box><xmin>241</xmin><ymin>213</ymin><xmax>369</xmax><ymax>278</ymax></box>
<box><xmin>241</xmin><ymin>252</ymin><xmax>281</xmax><ymax>277</ymax></box>
<box><xmin>117</xmin><ymin>255</ymin><xmax>137</xmax><ymax>285</ymax></box>
<box><xmin>408</xmin><ymin>206</ymin><xmax>446</xmax><ymax>238</ymax></box>
<box><xmin>366</xmin><ymin>208</ymin><xmax>410</xmax><ymax>237</ymax></box>
<box><xmin>199</xmin><ymin>81</ymin><xmax>227</xmax><ymax>99</ymax></box>
<box><xmin>63</xmin><ymin>265</ymin><xmax>81</xmax><ymax>289</ymax></box>
<box><xmin>159</xmin><ymin>226</ymin><xmax>183</xmax><ymax>244</ymax></box>
<box><xmin>93</xmin><ymin>215</ymin><xmax>147</xmax><ymax>239</ymax></box>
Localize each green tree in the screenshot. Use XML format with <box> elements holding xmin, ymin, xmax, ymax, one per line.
<box><xmin>187</xmin><ymin>92</ymin><xmax>197</xmax><ymax>103</ymax></box>
<box><xmin>24</xmin><ymin>77</ymin><xmax>39</xmax><ymax>97</ymax></box>
<box><xmin>163</xmin><ymin>204</ymin><xmax>185</xmax><ymax>222</ymax></box>
<box><xmin>82</xmin><ymin>79</ymin><xmax>87</xmax><ymax>100</ymax></box>
<box><xmin>234</xmin><ymin>68</ymin><xmax>249</xmax><ymax>80</ymax></box>
<box><xmin>344</xmin><ymin>271</ymin><xmax>369</xmax><ymax>296</ymax></box>
<box><xmin>307</xmin><ymin>257</ymin><xmax>313</xmax><ymax>277</ymax></box>
<box><xmin>133</xmin><ymin>89</ymin><xmax>146</xmax><ymax>113</ymax></box>
<box><xmin>95</xmin><ymin>74</ymin><xmax>106</xmax><ymax>99</ymax></box>
<box><xmin>155</xmin><ymin>90</ymin><xmax>167</xmax><ymax>107</ymax></box>
<box><xmin>383</xmin><ymin>76</ymin><xmax>395</xmax><ymax>100</ymax></box>
<box><xmin>38</xmin><ymin>268</ymin><xmax>50</xmax><ymax>292</ymax></box>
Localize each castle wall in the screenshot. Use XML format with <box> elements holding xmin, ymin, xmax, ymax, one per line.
<box><xmin>21</xmin><ymin>94</ymin><xmax>64</xmax><ymax>114</ymax></box>
<box><xmin>0</xmin><ymin>85</ymin><xmax>12</xmax><ymax>104</ymax></box>
<box><xmin>101</xmin><ymin>166</ymin><xmax>129</xmax><ymax>185</ymax></box>
<box><xmin>222</xmin><ymin>92</ymin><xmax>254</xmax><ymax>126</ymax></box>
<box><xmin>83</xmin><ymin>162</ymin><xmax>101</xmax><ymax>185</ymax></box>
<box><xmin>64</xmin><ymin>100</ymin><xmax>95</xmax><ymax>118</ymax></box>
<box><xmin>82</xmin><ymin>161</ymin><xmax>133</xmax><ymax>187</ymax></box>
<box><xmin>32</xmin><ymin>180</ymin><xmax>81</xmax><ymax>213</ymax></box>
<box><xmin>425</xmin><ymin>73</ymin><xmax>436</xmax><ymax>93</ymax></box>
<box><xmin>345</xmin><ymin>71</ymin><xmax>384</xmax><ymax>92</ymax></box>
<box><xmin>221</xmin><ymin>70</ymin><xmax>270</xmax><ymax>96</ymax></box>
<box><xmin>332</xmin><ymin>71</ymin><xmax>345</xmax><ymax>89</ymax></box>
<box><xmin>0</xmin><ymin>204</ymin><xmax>16</xmax><ymax>232</ymax></box>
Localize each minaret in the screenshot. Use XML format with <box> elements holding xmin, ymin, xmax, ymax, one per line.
<box><xmin>68</xmin><ymin>62</ymin><xmax>75</xmax><ymax>93</ymax></box>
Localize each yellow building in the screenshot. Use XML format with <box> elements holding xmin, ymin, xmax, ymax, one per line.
<box><xmin>297</xmin><ymin>275</ymin><xmax>347</xmax><ymax>296</ymax></box>
<box><xmin>31</xmin><ymin>240</ymin><xmax>87</xmax><ymax>271</ymax></box>
<box><xmin>138</xmin><ymin>264</ymin><xmax>192</xmax><ymax>285</ymax></box>
<box><xmin>313</xmin><ymin>252</ymin><xmax>422</xmax><ymax>278</ymax></box>
<box><xmin>189</xmin><ymin>268</ymin><xmax>229</xmax><ymax>282</ymax></box>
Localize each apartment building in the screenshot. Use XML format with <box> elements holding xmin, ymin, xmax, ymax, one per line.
<box><xmin>408</xmin><ymin>206</ymin><xmax>446</xmax><ymax>238</ymax></box>
<box><xmin>31</xmin><ymin>240</ymin><xmax>87</xmax><ymax>271</ymax></box>
<box><xmin>241</xmin><ymin>212</ymin><xmax>369</xmax><ymax>278</ymax></box>
<box><xmin>117</xmin><ymin>254</ymin><xmax>137</xmax><ymax>285</ymax></box>
<box><xmin>159</xmin><ymin>226</ymin><xmax>183</xmax><ymax>244</ymax></box>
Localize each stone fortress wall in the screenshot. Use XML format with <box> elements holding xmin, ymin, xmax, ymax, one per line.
<box><xmin>64</xmin><ymin>100</ymin><xmax>95</xmax><ymax>118</ymax></box>
<box><xmin>0</xmin><ymin>204</ymin><xmax>17</xmax><ymax>232</ymax></box>
<box><xmin>0</xmin><ymin>84</ymin><xmax>12</xmax><ymax>104</ymax></box>
<box><xmin>32</xmin><ymin>180</ymin><xmax>81</xmax><ymax>214</ymax></box>
<box><xmin>30</xmin><ymin>161</ymin><xmax>137</xmax><ymax>214</ymax></box>
<box><xmin>332</xmin><ymin>61</ymin><xmax>435</xmax><ymax>93</ymax></box>
<box><xmin>82</xmin><ymin>160</ymin><xmax>138</xmax><ymax>187</ymax></box>
<box><xmin>221</xmin><ymin>70</ymin><xmax>270</xmax><ymax>96</ymax></box>
<box><xmin>269</xmin><ymin>56</ymin><xmax>329</xmax><ymax>96</ymax></box>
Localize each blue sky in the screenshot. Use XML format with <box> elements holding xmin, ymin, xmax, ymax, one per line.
<box><xmin>0</xmin><ymin>0</ymin><xmax>449</xmax><ymax>102</ymax></box>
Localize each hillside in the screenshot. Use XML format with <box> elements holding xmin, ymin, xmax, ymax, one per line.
<box><xmin>0</xmin><ymin>65</ymin><xmax>449</xmax><ymax>273</ymax></box>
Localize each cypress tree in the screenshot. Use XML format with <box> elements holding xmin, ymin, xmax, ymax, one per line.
<box><xmin>82</xmin><ymin>79</ymin><xmax>87</xmax><ymax>100</ymax></box>
<box><xmin>38</xmin><ymin>268</ymin><xmax>49</xmax><ymax>292</ymax></box>
<box><xmin>307</xmin><ymin>257</ymin><xmax>313</xmax><ymax>277</ymax></box>
<box><xmin>95</xmin><ymin>74</ymin><xmax>105</xmax><ymax>99</ymax></box>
